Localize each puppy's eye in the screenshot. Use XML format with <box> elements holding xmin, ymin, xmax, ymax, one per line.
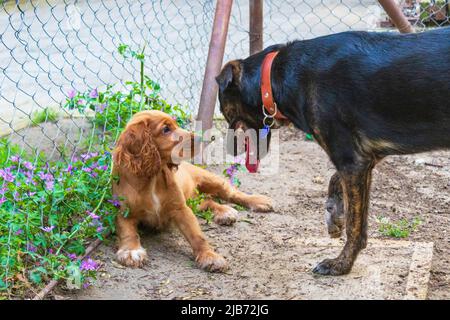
<box><xmin>162</xmin><ymin>125</ymin><xmax>171</xmax><ymax>134</ymax></box>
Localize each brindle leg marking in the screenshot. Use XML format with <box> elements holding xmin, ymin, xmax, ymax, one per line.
<box><xmin>325</xmin><ymin>172</ymin><xmax>345</xmax><ymax>238</ymax></box>
<box><xmin>313</xmin><ymin>160</ymin><xmax>374</xmax><ymax>275</ymax></box>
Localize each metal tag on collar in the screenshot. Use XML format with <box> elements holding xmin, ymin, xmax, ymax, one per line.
<box><xmin>260</xmin><ymin>124</ymin><xmax>270</xmax><ymax>139</ymax></box>
<box><xmin>262</xmin><ymin>103</ymin><xmax>276</xmax><ymax>132</ymax></box>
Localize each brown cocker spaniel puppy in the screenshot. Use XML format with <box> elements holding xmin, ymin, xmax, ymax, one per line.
<box><xmin>112</xmin><ymin>110</ymin><xmax>272</xmax><ymax>272</ymax></box>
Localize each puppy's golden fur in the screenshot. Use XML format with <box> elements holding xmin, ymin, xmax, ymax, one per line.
<box><xmin>112</xmin><ymin>110</ymin><xmax>272</xmax><ymax>272</ymax></box>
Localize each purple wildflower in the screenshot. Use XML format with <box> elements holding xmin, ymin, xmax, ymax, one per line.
<box><xmin>0</xmin><ymin>187</ymin><xmax>7</xmax><ymax>195</ymax></box>
<box><xmin>40</xmin><ymin>225</ymin><xmax>55</xmax><ymax>233</ymax></box>
<box><xmin>26</xmin><ymin>243</ymin><xmax>37</xmax><ymax>253</ymax></box>
<box><xmin>83</xmin><ymin>282</ymin><xmax>91</xmax><ymax>289</ymax></box>
<box><xmin>13</xmin><ymin>192</ymin><xmax>20</xmax><ymax>201</ymax></box>
<box><xmin>38</xmin><ymin>171</ymin><xmax>53</xmax><ymax>181</ymax></box>
<box><xmin>48</xmin><ymin>249</ymin><xmax>54</xmax><ymax>254</ymax></box>
<box><xmin>67</xmin><ymin>89</ymin><xmax>76</xmax><ymax>99</ymax></box>
<box><xmin>38</xmin><ymin>171</ymin><xmax>55</xmax><ymax>190</ymax></box>
<box><xmin>67</xmin><ymin>253</ymin><xmax>77</xmax><ymax>260</ymax></box>
<box><xmin>24</xmin><ymin>170</ymin><xmax>34</xmax><ymax>180</ymax></box>
<box><xmin>0</xmin><ymin>197</ymin><xmax>7</xmax><ymax>205</ymax></box>
<box><xmin>0</xmin><ymin>168</ymin><xmax>14</xmax><ymax>183</ymax></box>
<box><xmin>87</xmin><ymin>211</ymin><xmax>100</xmax><ymax>220</ymax></box>
<box><xmin>95</xmin><ymin>103</ymin><xmax>106</xmax><ymax>114</ymax></box>
<box><xmin>23</xmin><ymin>161</ymin><xmax>34</xmax><ymax>170</ymax></box>
<box><xmin>89</xmin><ymin>89</ymin><xmax>98</xmax><ymax>99</ymax></box>
<box><xmin>80</xmin><ymin>258</ymin><xmax>99</xmax><ymax>271</ymax></box>
<box><xmin>108</xmin><ymin>196</ymin><xmax>121</xmax><ymax>208</ymax></box>
<box><xmin>225</xmin><ymin>166</ymin><xmax>235</xmax><ymax>176</ymax></box>
<box><xmin>65</xmin><ymin>164</ymin><xmax>75</xmax><ymax>175</ymax></box>
<box><xmin>81</xmin><ymin>152</ymin><xmax>98</xmax><ymax>161</ymax></box>
<box><xmin>77</xmin><ymin>99</ymin><xmax>85</xmax><ymax>105</ymax></box>
<box><xmin>15</xmin><ymin>229</ymin><xmax>23</xmax><ymax>235</ymax></box>
<box><xmin>82</xmin><ymin>167</ymin><xmax>92</xmax><ymax>173</ymax></box>
<box><xmin>45</xmin><ymin>180</ymin><xmax>55</xmax><ymax>191</ymax></box>
<box><xmin>10</xmin><ymin>155</ymin><xmax>20</xmax><ymax>162</ymax></box>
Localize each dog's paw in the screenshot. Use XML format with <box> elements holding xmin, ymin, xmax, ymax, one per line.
<box><xmin>196</xmin><ymin>250</ymin><xmax>228</xmax><ymax>272</ymax></box>
<box><xmin>247</xmin><ymin>195</ymin><xmax>273</xmax><ymax>212</ymax></box>
<box><xmin>116</xmin><ymin>247</ymin><xmax>148</xmax><ymax>268</ymax></box>
<box><xmin>312</xmin><ymin>258</ymin><xmax>352</xmax><ymax>276</ymax></box>
<box><xmin>214</xmin><ymin>206</ymin><xmax>238</xmax><ymax>226</ymax></box>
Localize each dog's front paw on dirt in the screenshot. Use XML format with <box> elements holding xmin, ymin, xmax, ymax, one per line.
<box><xmin>116</xmin><ymin>247</ymin><xmax>148</xmax><ymax>268</ymax></box>
<box><xmin>214</xmin><ymin>206</ymin><xmax>238</xmax><ymax>226</ymax></box>
<box><xmin>248</xmin><ymin>195</ymin><xmax>273</xmax><ymax>212</ymax></box>
<box><xmin>196</xmin><ymin>250</ymin><xmax>228</xmax><ymax>272</ymax></box>
<box><xmin>312</xmin><ymin>258</ymin><xmax>352</xmax><ymax>276</ymax></box>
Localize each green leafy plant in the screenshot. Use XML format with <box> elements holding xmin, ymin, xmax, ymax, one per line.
<box><xmin>376</xmin><ymin>216</ymin><xmax>422</xmax><ymax>238</ymax></box>
<box><xmin>0</xmin><ymin>141</ymin><xmax>118</xmax><ymax>298</ymax></box>
<box><xmin>1</xmin><ymin>44</ymin><xmax>192</xmax><ymax>299</ymax></box>
<box><xmin>186</xmin><ymin>189</ymin><xmax>214</xmax><ymax>224</ymax></box>
<box><xmin>64</xmin><ymin>44</ymin><xmax>189</xmax><ymax>133</ymax></box>
<box><xmin>419</xmin><ymin>0</ymin><xmax>449</xmax><ymax>22</ymax></box>
<box><xmin>233</xmin><ymin>204</ymin><xmax>246</xmax><ymax>212</ymax></box>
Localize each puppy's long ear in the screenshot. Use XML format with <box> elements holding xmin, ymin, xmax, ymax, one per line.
<box><xmin>113</xmin><ymin>121</ymin><xmax>161</xmax><ymax>178</ymax></box>
<box><xmin>216</xmin><ymin>60</ymin><xmax>242</xmax><ymax>93</ymax></box>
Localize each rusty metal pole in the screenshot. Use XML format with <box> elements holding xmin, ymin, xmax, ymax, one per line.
<box><xmin>378</xmin><ymin>0</ymin><xmax>414</xmax><ymax>33</ymax></box>
<box><xmin>249</xmin><ymin>0</ymin><xmax>263</xmax><ymax>55</ymax></box>
<box><xmin>196</xmin><ymin>0</ymin><xmax>233</xmax><ymax>131</ymax></box>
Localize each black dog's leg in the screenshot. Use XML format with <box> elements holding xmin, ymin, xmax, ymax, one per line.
<box><xmin>314</xmin><ymin>160</ymin><xmax>374</xmax><ymax>275</ymax></box>
<box><xmin>325</xmin><ymin>172</ymin><xmax>345</xmax><ymax>238</ymax></box>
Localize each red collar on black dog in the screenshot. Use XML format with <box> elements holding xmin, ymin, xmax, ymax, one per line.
<box><xmin>260</xmin><ymin>51</ymin><xmax>288</xmax><ymax>120</ymax></box>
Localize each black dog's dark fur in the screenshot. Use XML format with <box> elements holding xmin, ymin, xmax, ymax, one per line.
<box><xmin>216</xmin><ymin>27</ymin><xmax>450</xmax><ymax>275</ymax></box>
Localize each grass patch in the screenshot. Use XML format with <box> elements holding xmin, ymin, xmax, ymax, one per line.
<box><xmin>375</xmin><ymin>216</ymin><xmax>422</xmax><ymax>238</ymax></box>
<box><xmin>233</xmin><ymin>204</ymin><xmax>246</xmax><ymax>211</ymax></box>
<box><xmin>31</xmin><ymin>107</ymin><xmax>59</xmax><ymax>126</ymax></box>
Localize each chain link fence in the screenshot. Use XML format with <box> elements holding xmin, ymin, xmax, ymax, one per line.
<box><xmin>1</xmin><ymin>1</ymin><xmax>449</xmax><ymax>157</ymax></box>
<box><xmin>0</xmin><ymin>0</ymin><xmax>447</xmax><ymax>190</ymax></box>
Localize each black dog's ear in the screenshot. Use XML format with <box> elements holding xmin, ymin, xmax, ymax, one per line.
<box><xmin>216</xmin><ymin>60</ymin><xmax>242</xmax><ymax>93</ymax></box>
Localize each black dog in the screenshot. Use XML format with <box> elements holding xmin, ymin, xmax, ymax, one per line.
<box><xmin>216</xmin><ymin>27</ymin><xmax>450</xmax><ymax>275</ymax></box>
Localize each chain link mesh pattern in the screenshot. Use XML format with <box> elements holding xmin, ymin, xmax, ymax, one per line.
<box><xmin>1</xmin><ymin>1</ymin><xmax>449</xmax><ymax>154</ymax></box>
<box><xmin>0</xmin><ymin>0</ymin><xmax>214</xmax><ymax>151</ymax></box>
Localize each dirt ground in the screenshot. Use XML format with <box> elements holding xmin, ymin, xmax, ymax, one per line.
<box><xmin>45</xmin><ymin>125</ymin><xmax>448</xmax><ymax>300</ymax></box>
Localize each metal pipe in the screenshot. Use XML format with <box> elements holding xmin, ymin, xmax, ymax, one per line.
<box><xmin>196</xmin><ymin>0</ymin><xmax>233</xmax><ymax>131</ymax></box>
<box><xmin>379</xmin><ymin>0</ymin><xmax>414</xmax><ymax>33</ymax></box>
<box><xmin>249</xmin><ymin>0</ymin><xmax>263</xmax><ymax>55</ymax></box>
